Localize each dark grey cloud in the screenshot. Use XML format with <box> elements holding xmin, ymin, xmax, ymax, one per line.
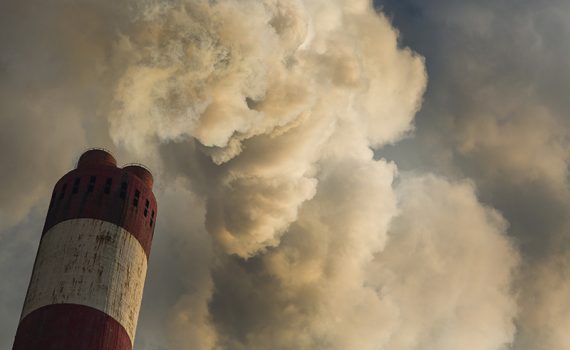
<box><xmin>378</xmin><ymin>0</ymin><xmax>570</xmax><ymax>348</ymax></box>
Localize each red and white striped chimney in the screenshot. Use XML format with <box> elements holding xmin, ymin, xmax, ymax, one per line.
<box><xmin>13</xmin><ymin>149</ymin><xmax>157</xmax><ymax>350</ymax></box>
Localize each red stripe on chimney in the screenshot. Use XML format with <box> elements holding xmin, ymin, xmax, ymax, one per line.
<box><xmin>13</xmin><ymin>304</ymin><xmax>132</xmax><ymax>350</ymax></box>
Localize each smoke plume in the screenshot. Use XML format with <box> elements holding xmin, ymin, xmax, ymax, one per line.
<box><xmin>0</xmin><ymin>0</ymin><xmax>524</xmax><ymax>349</ymax></box>
<box><xmin>378</xmin><ymin>1</ymin><xmax>570</xmax><ymax>349</ymax></box>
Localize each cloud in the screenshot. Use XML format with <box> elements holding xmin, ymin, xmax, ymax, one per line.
<box><xmin>379</xmin><ymin>0</ymin><xmax>570</xmax><ymax>348</ymax></box>
<box><xmin>373</xmin><ymin>175</ymin><xmax>518</xmax><ymax>350</ymax></box>
<box><xmin>516</xmin><ymin>252</ymin><xmax>570</xmax><ymax>350</ymax></box>
<box><xmin>108</xmin><ymin>0</ymin><xmax>427</xmax><ymax>259</ymax></box>
<box><xmin>0</xmin><ymin>0</ymin><xmax>531</xmax><ymax>349</ymax></box>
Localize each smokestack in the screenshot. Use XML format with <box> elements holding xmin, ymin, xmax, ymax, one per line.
<box><xmin>12</xmin><ymin>149</ymin><xmax>157</xmax><ymax>350</ymax></box>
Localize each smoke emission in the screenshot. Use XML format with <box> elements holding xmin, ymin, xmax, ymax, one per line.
<box><xmin>2</xmin><ymin>0</ymin><xmax>566</xmax><ymax>349</ymax></box>
<box><xmin>379</xmin><ymin>1</ymin><xmax>570</xmax><ymax>349</ymax></box>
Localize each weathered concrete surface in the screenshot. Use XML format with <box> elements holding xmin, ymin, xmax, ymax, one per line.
<box><xmin>22</xmin><ymin>218</ymin><xmax>147</xmax><ymax>343</ymax></box>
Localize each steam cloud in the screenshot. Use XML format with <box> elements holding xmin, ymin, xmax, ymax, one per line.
<box><xmin>108</xmin><ymin>0</ymin><xmax>426</xmax><ymax>259</ymax></box>
<box><xmin>105</xmin><ymin>2</ymin><xmax>517</xmax><ymax>348</ymax></box>
<box><xmin>1</xmin><ymin>0</ymin><xmax>548</xmax><ymax>349</ymax></box>
<box><xmin>380</xmin><ymin>1</ymin><xmax>570</xmax><ymax>348</ymax></box>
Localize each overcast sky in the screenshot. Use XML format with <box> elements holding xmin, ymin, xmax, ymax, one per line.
<box><xmin>1</xmin><ymin>1</ymin><xmax>569</xmax><ymax>349</ymax></box>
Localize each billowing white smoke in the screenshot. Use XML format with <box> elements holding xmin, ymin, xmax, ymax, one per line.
<box><xmin>372</xmin><ymin>176</ymin><xmax>519</xmax><ymax>350</ymax></box>
<box><xmin>109</xmin><ymin>0</ymin><xmax>426</xmax><ymax>258</ymax></box>
<box><xmin>105</xmin><ymin>1</ymin><xmax>520</xmax><ymax>349</ymax></box>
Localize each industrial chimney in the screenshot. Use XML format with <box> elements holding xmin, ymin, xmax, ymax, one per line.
<box><xmin>13</xmin><ymin>149</ymin><xmax>157</xmax><ymax>350</ymax></box>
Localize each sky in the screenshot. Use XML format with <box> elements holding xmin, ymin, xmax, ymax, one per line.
<box><xmin>0</xmin><ymin>0</ymin><xmax>569</xmax><ymax>349</ymax></box>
